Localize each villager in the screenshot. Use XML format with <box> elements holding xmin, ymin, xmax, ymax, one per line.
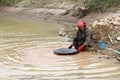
<box><xmin>68</xmin><ymin>21</ymin><xmax>93</xmax><ymax>52</ymax></box>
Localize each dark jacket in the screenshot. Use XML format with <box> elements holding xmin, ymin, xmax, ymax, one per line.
<box><xmin>74</xmin><ymin>27</ymin><xmax>93</xmax><ymax>47</ymax></box>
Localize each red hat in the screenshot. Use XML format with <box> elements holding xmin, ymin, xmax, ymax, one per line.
<box><xmin>77</xmin><ymin>21</ymin><xmax>86</xmax><ymax>27</ymax></box>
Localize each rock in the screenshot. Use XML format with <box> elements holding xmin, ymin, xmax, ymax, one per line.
<box><xmin>92</xmin><ymin>12</ymin><xmax>120</xmax><ymax>42</ymax></box>
<box><xmin>61</xmin><ymin>5</ymin><xmax>89</xmax><ymax>19</ymax></box>
<box><xmin>92</xmin><ymin>13</ymin><xmax>120</xmax><ymax>27</ymax></box>
<box><xmin>58</xmin><ymin>28</ymin><xmax>66</xmax><ymax>36</ymax></box>
<box><xmin>116</xmin><ymin>37</ymin><xmax>120</xmax><ymax>41</ymax></box>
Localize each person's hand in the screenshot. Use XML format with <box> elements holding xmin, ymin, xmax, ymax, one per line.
<box><xmin>77</xmin><ymin>45</ymin><xmax>84</xmax><ymax>52</ymax></box>
<box><xmin>83</xmin><ymin>42</ymin><xmax>87</xmax><ymax>46</ymax></box>
<box><xmin>77</xmin><ymin>42</ymin><xmax>86</xmax><ymax>52</ymax></box>
<box><xmin>68</xmin><ymin>44</ymin><xmax>73</xmax><ymax>49</ymax></box>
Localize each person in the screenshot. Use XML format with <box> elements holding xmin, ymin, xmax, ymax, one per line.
<box><xmin>68</xmin><ymin>21</ymin><xmax>93</xmax><ymax>52</ymax></box>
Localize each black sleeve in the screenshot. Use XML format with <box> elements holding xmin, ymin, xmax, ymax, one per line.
<box><xmin>76</xmin><ymin>30</ymin><xmax>79</xmax><ymax>38</ymax></box>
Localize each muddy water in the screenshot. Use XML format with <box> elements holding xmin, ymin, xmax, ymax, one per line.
<box><xmin>0</xmin><ymin>16</ymin><xmax>120</xmax><ymax>80</ymax></box>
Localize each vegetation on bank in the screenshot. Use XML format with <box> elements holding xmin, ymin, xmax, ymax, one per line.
<box><xmin>30</xmin><ymin>0</ymin><xmax>120</xmax><ymax>12</ymax></box>
<box><xmin>0</xmin><ymin>0</ymin><xmax>21</xmax><ymax>6</ymax></box>
<box><xmin>82</xmin><ymin>0</ymin><xmax>120</xmax><ymax>12</ymax></box>
<box><xmin>0</xmin><ymin>0</ymin><xmax>119</xmax><ymax>12</ymax></box>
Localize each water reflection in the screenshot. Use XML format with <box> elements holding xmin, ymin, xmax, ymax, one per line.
<box><xmin>0</xmin><ymin>16</ymin><xmax>120</xmax><ymax>80</ymax></box>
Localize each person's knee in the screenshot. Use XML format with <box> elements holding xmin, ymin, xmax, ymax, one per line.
<box><xmin>73</xmin><ymin>42</ymin><xmax>78</xmax><ymax>49</ymax></box>
<box><xmin>73</xmin><ymin>38</ymin><xmax>78</xmax><ymax>42</ymax></box>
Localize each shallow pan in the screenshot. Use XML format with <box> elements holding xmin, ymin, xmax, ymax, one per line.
<box><xmin>54</xmin><ymin>48</ymin><xmax>78</xmax><ymax>55</ymax></box>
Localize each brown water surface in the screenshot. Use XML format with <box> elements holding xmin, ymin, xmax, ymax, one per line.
<box><xmin>0</xmin><ymin>16</ymin><xmax>120</xmax><ymax>80</ymax></box>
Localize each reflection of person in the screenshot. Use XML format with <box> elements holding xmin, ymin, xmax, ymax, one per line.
<box><xmin>68</xmin><ymin>21</ymin><xmax>93</xmax><ymax>52</ymax></box>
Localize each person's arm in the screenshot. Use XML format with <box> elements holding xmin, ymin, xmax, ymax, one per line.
<box><xmin>77</xmin><ymin>42</ymin><xmax>86</xmax><ymax>52</ymax></box>
<box><xmin>68</xmin><ymin>43</ymin><xmax>73</xmax><ymax>49</ymax></box>
<box><xmin>85</xmin><ymin>28</ymin><xmax>92</xmax><ymax>46</ymax></box>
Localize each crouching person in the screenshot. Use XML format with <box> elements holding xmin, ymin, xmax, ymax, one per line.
<box><xmin>68</xmin><ymin>21</ymin><xmax>94</xmax><ymax>52</ymax></box>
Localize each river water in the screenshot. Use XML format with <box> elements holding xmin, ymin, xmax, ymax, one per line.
<box><xmin>0</xmin><ymin>15</ymin><xmax>120</xmax><ymax>80</ymax></box>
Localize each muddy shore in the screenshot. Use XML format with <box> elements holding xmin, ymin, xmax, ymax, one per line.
<box><xmin>0</xmin><ymin>0</ymin><xmax>110</xmax><ymax>25</ymax></box>
<box><xmin>0</xmin><ymin>0</ymin><xmax>119</xmax><ymax>24</ymax></box>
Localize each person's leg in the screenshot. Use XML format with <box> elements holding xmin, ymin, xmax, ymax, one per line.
<box><xmin>73</xmin><ymin>38</ymin><xmax>79</xmax><ymax>49</ymax></box>
<box><xmin>73</xmin><ymin>41</ymin><xmax>79</xmax><ymax>49</ymax></box>
<box><xmin>73</xmin><ymin>38</ymin><xmax>85</xmax><ymax>49</ymax></box>
<box><xmin>73</xmin><ymin>41</ymin><xmax>84</xmax><ymax>49</ymax></box>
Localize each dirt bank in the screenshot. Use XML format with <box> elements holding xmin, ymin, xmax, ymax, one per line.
<box><xmin>0</xmin><ymin>0</ymin><xmax>120</xmax><ymax>24</ymax></box>
<box><xmin>0</xmin><ymin>0</ymin><xmax>110</xmax><ymax>24</ymax></box>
